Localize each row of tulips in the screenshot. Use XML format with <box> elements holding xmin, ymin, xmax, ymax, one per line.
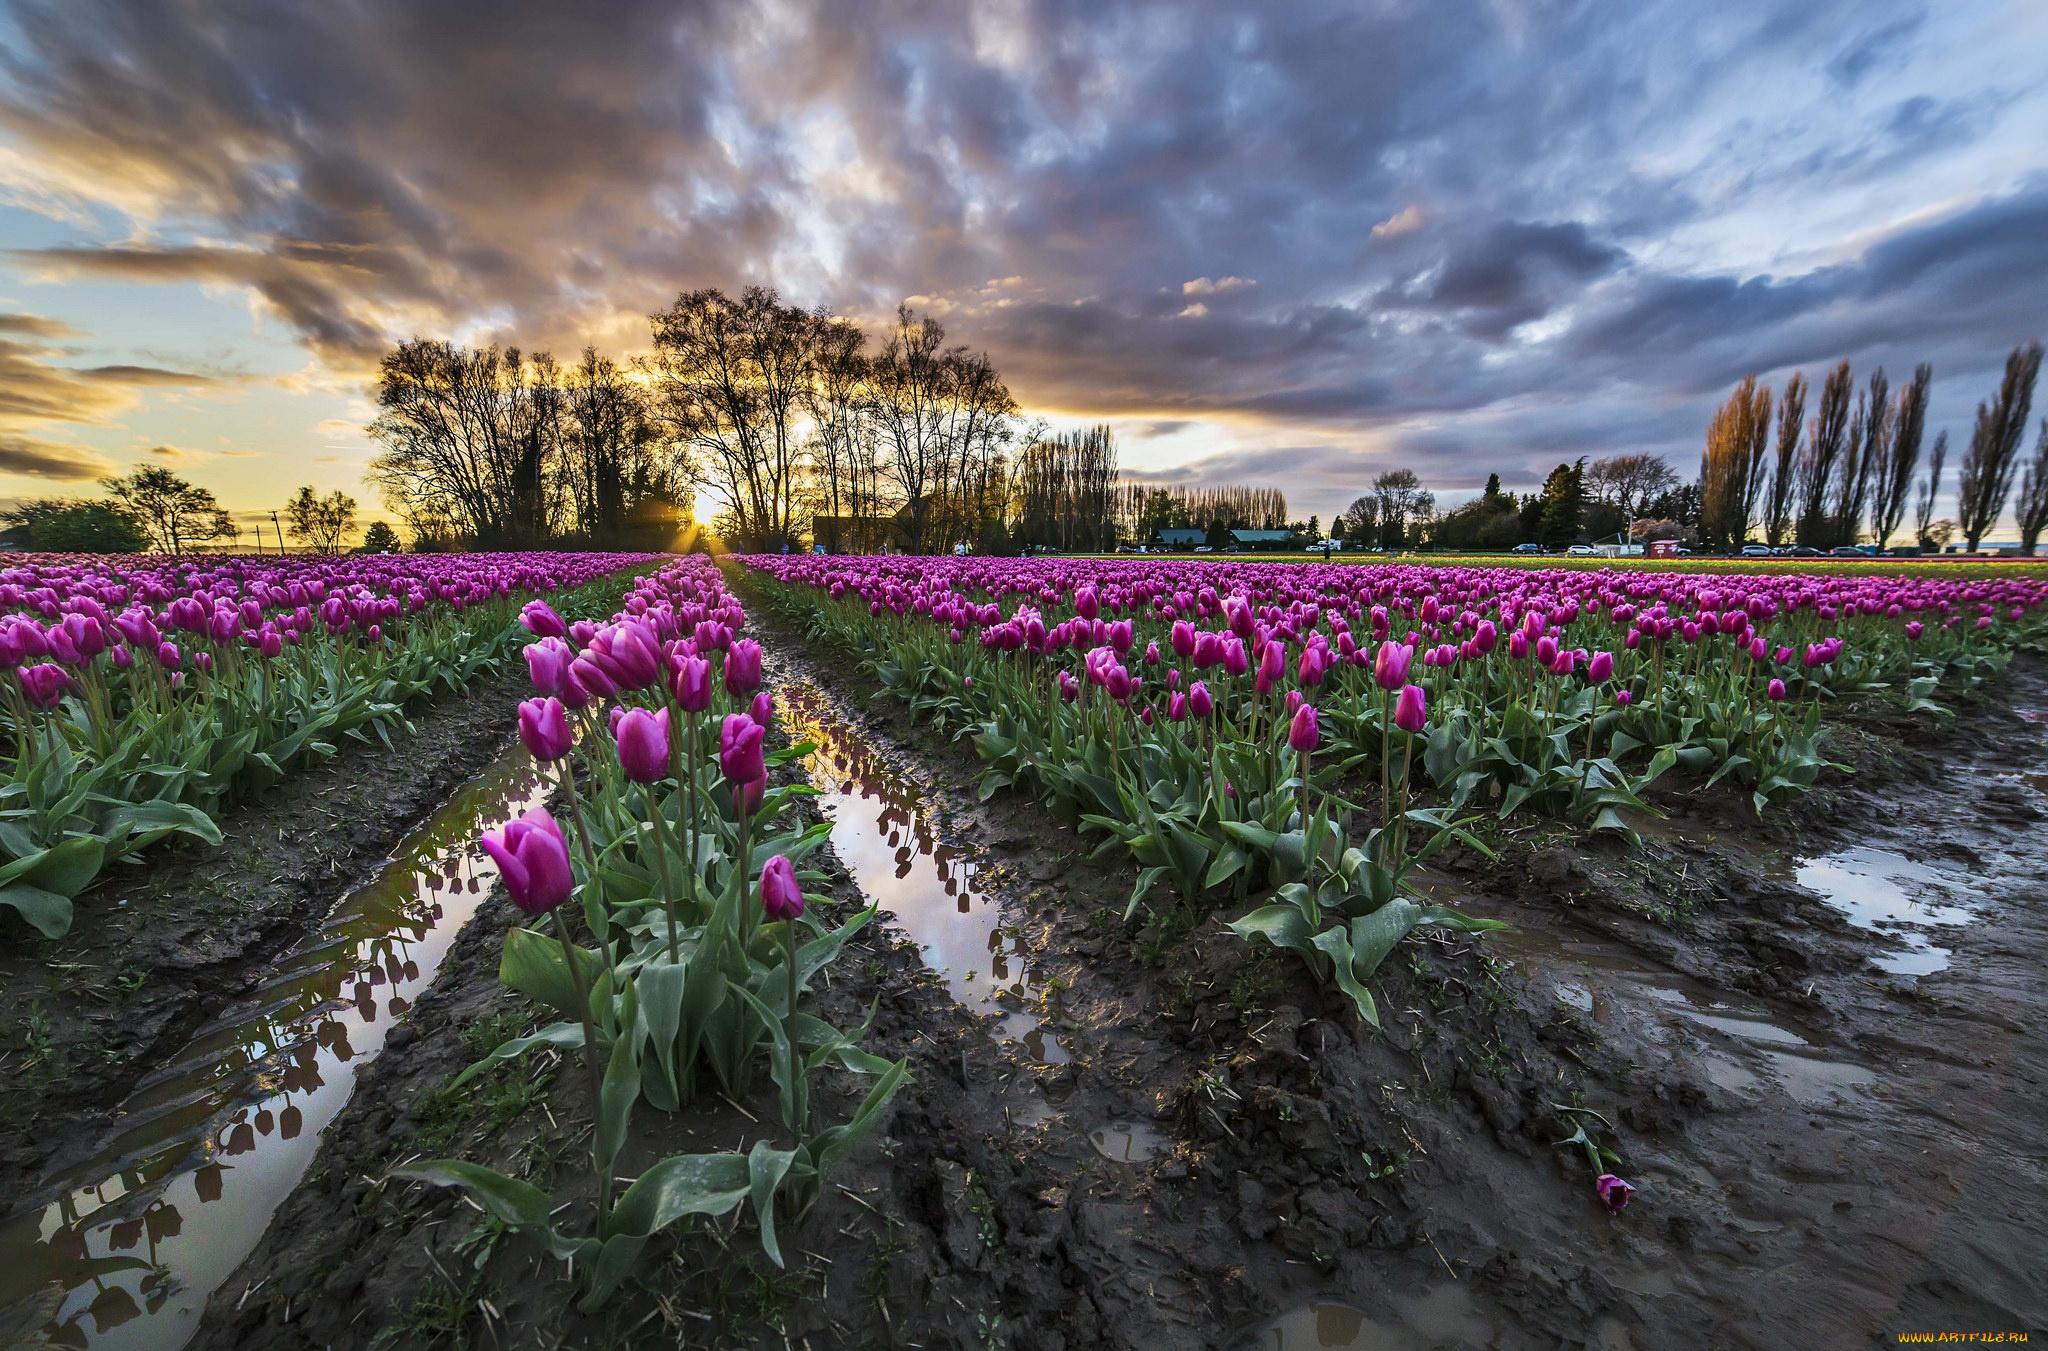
<box><xmin>0</xmin><ymin>551</ymin><xmax>659</xmax><ymax>940</ymax></box>
<box><xmin>397</xmin><ymin>556</ymin><xmax>905</xmax><ymax>1309</ymax></box>
<box><xmin>738</xmin><ymin>554</ymin><xmax>2046</xmax><ymax>1024</ymax></box>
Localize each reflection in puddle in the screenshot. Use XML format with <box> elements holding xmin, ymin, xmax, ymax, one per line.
<box><xmin>1795</xmin><ymin>847</ymin><xmax>1977</xmax><ymax>977</ymax></box>
<box><xmin>1243</xmin><ymin>1285</ymin><xmax>1494</xmax><ymax>1349</ymax></box>
<box><xmin>0</xmin><ymin>745</ymin><xmax>547</xmax><ymax>1350</ymax></box>
<box><xmin>1483</xmin><ymin>919</ymin><xmax>1874</xmax><ymax>1107</ymax></box>
<box><xmin>781</xmin><ymin>682</ymin><xmax>1067</xmax><ymax>1063</ymax></box>
<box><xmin>1088</xmin><ymin>1121</ymin><xmax>1168</xmax><ymax>1163</ymax></box>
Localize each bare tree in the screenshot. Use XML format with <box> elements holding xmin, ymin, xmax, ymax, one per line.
<box><xmin>366</xmin><ymin>339</ymin><xmax>559</xmax><ymax>544</ymax></box>
<box><xmin>2016</xmin><ymin>421</ymin><xmax>2048</xmax><ymax>556</ymax></box>
<box><xmin>1957</xmin><ymin>341</ymin><xmax>2044</xmax><ymax>552</ymax></box>
<box><xmin>1586</xmin><ymin>453</ymin><xmax>1678</xmax><ymax>520</ymax></box>
<box><xmin>1913</xmin><ymin>431</ymin><xmax>1949</xmax><ymax>549</ymax></box>
<box><xmin>1764</xmin><ymin>373</ymin><xmax>1806</xmax><ymax>547</ymax></box>
<box><xmin>1870</xmin><ymin>363</ymin><xmax>1930</xmax><ymax>552</ymax></box>
<box><xmin>647</xmin><ymin>287</ymin><xmax>818</xmax><ymax>550</ymax></box>
<box><xmin>284</xmin><ymin>486</ymin><xmax>358</xmax><ymax>553</ymax></box>
<box><xmin>102</xmin><ymin>466</ymin><xmax>238</xmax><ymax>553</ymax></box>
<box><xmin>1700</xmin><ymin>375</ymin><xmax>1771</xmax><ymax>550</ymax></box>
<box><xmin>1831</xmin><ymin>368</ymin><xmax>1889</xmax><ymax>546</ymax></box>
<box><xmin>1797</xmin><ymin>361</ymin><xmax>1854</xmax><ymax>546</ymax></box>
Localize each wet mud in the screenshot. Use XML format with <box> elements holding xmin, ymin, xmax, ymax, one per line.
<box><xmin>51</xmin><ymin>610</ymin><xmax>2046</xmax><ymax>1349</ymax></box>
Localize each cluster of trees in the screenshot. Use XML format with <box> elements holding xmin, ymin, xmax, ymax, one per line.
<box><xmin>366</xmin><ymin>290</ymin><xmax>1040</xmax><ymax>554</ymax></box>
<box><xmin>2</xmin><ymin>467</ymin><xmax>389</xmax><ymax>556</ymax></box>
<box><xmin>367</xmin><ymin>341</ymin><xmax>685</xmax><ymax>550</ymax></box>
<box><xmin>1330</xmin><ymin>457</ymin><xmax>1692</xmax><ymax>552</ymax></box>
<box><xmin>1116</xmin><ymin>484</ymin><xmax>1290</xmax><ymax>546</ymax></box>
<box><xmin>1698</xmin><ymin>342</ymin><xmax>2046</xmax><ymax>553</ymax></box>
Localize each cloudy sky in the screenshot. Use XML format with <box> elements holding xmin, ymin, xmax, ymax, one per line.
<box><xmin>0</xmin><ymin>0</ymin><xmax>2044</xmax><ymax>533</ymax></box>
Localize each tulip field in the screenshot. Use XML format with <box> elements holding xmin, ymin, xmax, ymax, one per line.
<box><xmin>7</xmin><ymin>547</ymin><xmax>2048</xmax><ymax>1349</ymax></box>
<box><xmin>740</xmin><ymin>554</ymin><xmax>2047</xmax><ymax>1024</ymax></box>
<box><xmin>0</xmin><ymin>551</ymin><xmax>653</xmax><ymax>939</ymax></box>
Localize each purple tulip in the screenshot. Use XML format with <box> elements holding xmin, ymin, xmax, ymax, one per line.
<box><xmin>1588</xmin><ymin>651</ymin><xmax>1613</xmax><ymax>684</ymax></box>
<box><xmin>1767</xmin><ymin>678</ymin><xmax>1787</xmax><ymax>701</ymax></box>
<box><xmin>760</xmin><ymin>854</ymin><xmax>805</xmax><ymax>921</ymax></box>
<box><xmin>1170</xmin><ymin>620</ymin><xmax>1196</xmax><ymax>659</ymax></box>
<box><xmin>570</xmin><ymin>654</ymin><xmax>619</xmax><ymax>698</ymax></box>
<box><xmin>749</xmin><ymin>690</ymin><xmax>774</xmax><ymax>727</ymax></box>
<box><xmin>1168</xmin><ymin>691</ymin><xmax>1189</xmax><ymax>722</ymax></box>
<box><xmin>1297</xmin><ymin>645</ymin><xmax>1328</xmax><ymax>687</ymax></box>
<box><xmin>1373</xmin><ymin>640</ymin><xmax>1413</xmax><ymax>690</ymax></box>
<box><xmin>519</xmin><ymin>696</ymin><xmax>575</xmax><ymax>762</ymax></box>
<box><xmin>1393</xmin><ymin>684</ymin><xmax>1428</xmax><ymax>733</ymax></box>
<box><xmin>1189</xmin><ymin>681</ymin><xmax>1213</xmax><ymax>718</ymax></box>
<box><xmin>520</xmin><ymin>600</ymin><xmax>569</xmax><ymax>639</ymax></box>
<box><xmin>19</xmin><ymin>663</ymin><xmax>68</xmax><ymax>709</ymax></box>
<box><xmin>719</xmin><ymin>713</ymin><xmax>766</xmax><ymax>786</ymax></box>
<box><xmin>1594</xmin><ymin>1173</ymin><xmax>1635</xmax><ymax>1214</ymax></box>
<box><xmin>525</xmin><ymin>638</ymin><xmax>572</xmax><ymax>694</ymax></box>
<box><xmin>615</xmin><ymin>706</ymin><xmax>671</xmax><ymax>784</ymax></box>
<box><xmin>1222</xmin><ymin>636</ymin><xmax>1250</xmax><ymax>677</ymax></box>
<box><xmin>1288</xmin><ymin>703</ymin><xmax>1320</xmax><ymax>754</ymax></box>
<box><xmin>670</xmin><ymin>653</ymin><xmax>713</xmax><ymax>712</ymax></box>
<box><xmin>1191</xmin><ymin>631</ymin><xmax>1223</xmax><ymax>668</ymax></box>
<box><xmin>156</xmin><ymin>641</ymin><xmax>182</xmax><ymax>670</ymax></box>
<box><xmin>1615</xmin><ymin>688</ymin><xmax>1633</xmax><ymax>706</ymax></box>
<box><xmin>481</xmin><ymin>807</ymin><xmax>574</xmax><ymax>914</ymax></box>
<box><xmin>724</xmin><ymin>638</ymin><xmax>764</xmax><ymax>696</ymax></box>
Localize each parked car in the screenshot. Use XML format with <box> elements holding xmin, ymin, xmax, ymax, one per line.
<box><xmin>1566</xmin><ymin>544</ymin><xmax>1597</xmax><ymax>556</ymax></box>
<box><xmin>1739</xmin><ymin>544</ymin><xmax>1774</xmax><ymax>557</ymax></box>
<box><xmin>1194</xmin><ymin>545</ymin><xmax>1214</xmax><ymax>553</ymax></box>
<box><xmin>1828</xmin><ymin>545</ymin><xmax>1865</xmax><ymax>557</ymax></box>
<box><xmin>1512</xmin><ymin>542</ymin><xmax>1544</xmax><ymax>555</ymax></box>
<box><xmin>1783</xmin><ymin>545</ymin><xmax>1822</xmax><ymax>557</ymax></box>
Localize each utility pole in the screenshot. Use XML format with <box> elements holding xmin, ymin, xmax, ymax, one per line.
<box><xmin>270</xmin><ymin>510</ymin><xmax>283</xmax><ymax>556</ymax></box>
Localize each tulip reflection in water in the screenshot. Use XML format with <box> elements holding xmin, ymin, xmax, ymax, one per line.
<box><xmin>779</xmin><ymin>680</ymin><xmax>1068</xmax><ymax>1065</ymax></box>
<box><xmin>0</xmin><ymin>747</ymin><xmax>551</xmax><ymax>1351</ymax></box>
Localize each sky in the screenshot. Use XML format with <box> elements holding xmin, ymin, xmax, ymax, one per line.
<box><xmin>0</xmin><ymin>0</ymin><xmax>2045</xmax><ymax>537</ymax></box>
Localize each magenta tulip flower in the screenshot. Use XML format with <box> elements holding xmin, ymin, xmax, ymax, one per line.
<box><xmin>670</xmin><ymin>653</ymin><xmax>713</xmax><ymax>712</ymax></box>
<box><xmin>1373</xmin><ymin>640</ymin><xmax>1413</xmax><ymax>690</ymax></box>
<box><xmin>1594</xmin><ymin>1173</ymin><xmax>1635</xmax><ymax>1214</ymax></box>
<box><xmin>519</xmin><ymin>696</ymin><xmax>575</xmax><ymax>762</ymax></box>
<box><xmin>481</xmin><ymin>807</ymin><xmax>574</xmax><ymax>915</ymax></box>
<box><xmin>616</xmin><ymin>706</ymin><xmax>671</xmax><ymax>784</ymax></box>
<box><xmin>1288</xmin><ymin>703</ymin><xmax>1320</xmax><ymax>754</ymax></box>
<box><xmin>520</xmin><ymin>600</ymin><xmax>569</xmax><ymax>639</ymax></box>
<box><xmin>1767</xmin><ymin>678</ymin><xmax>1787</xmax><ymax>701</ymax></box>
<box><xmin>1188</xmin><ymin>681</ymin><xmax>1213</xmax><ymax>718</ymax></box>
<box><xmin>1222</xmin><ymin>636</ymin><xmax>1250</xmax><ymax>677</ymax></box>
<box><xmin>1168</xmin><ymin>691</ymin><xmax>1189</xmax><ymax>722</ymax></box>
<box><xmin>720</xmin><ymin>713</ymin><xmax>766</xmax><ymax>786</ymax></box>
<box><xmin>19</xmin><ymin>663</ymin><xmax>68</xmax><ymax>709</ymax></box>
<box><xmin>1588</xmin><ymin>651</ymin><xmax>1613</xmax><ymax>683</ymax></box>
<box><xmin>525</xmin><ymin>637</ymin><xmax>572</xmax><ymax>694</ymax></box>
<box><xmin>724</xmin><ymin>638</ymin><xmax>764</xmax><ymax>695</ymax></box>
<box><xmin>749</xmin><ymin>690</ymin><xmax>773</xmax><ymax>727</ymax></box>
<box><xmin>1170</xmin><ymin>620</ymin><xmax>1196</xmax><ymax>659</ymax></box>
<box><xmin>1394</xmin><ymin>684</ymin><xmax>1428</xmax><ymax>733</ymax></box>
<box><xmin>760</xmin><ymin>854</ymin><xmax>804</xmax><ymax>922</ymax></box>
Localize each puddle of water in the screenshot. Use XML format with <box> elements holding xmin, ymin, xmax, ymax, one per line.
<box><xmin>1087</xmin><ymin>1121</ymin><xmax>1168</xmax><ymax>1163</ymax></box>
<box><xmin>780</xmin><ymin>681</ymin><xmax>1067</xmax><ymax>1063</ymax></box>
<box><xmin>1760</xmin><ymin>1050</ymin><xmax>1877</xmax><ymax>1104</ymax></box>
<box><xmin>1241</xmin><ymin>1285</ymin><xmax>1494</xmax><ymax>1350</ymax></box>
<box><xmin>1794</xmin><ymin>847</ymin><xmax>1977</xmax><ymax>977</ymax></box>
<box><xmin>0</xmin><ymin>745</ymin><xmax>547</xmax><ymax>1350</ymax></box>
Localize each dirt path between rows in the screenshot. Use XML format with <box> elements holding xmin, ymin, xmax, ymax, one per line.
<box><xmin>0</xmin><ymin>664</ymin><xmax>531</xmax><ymax>1207</ymax></box>
<box><xmin>177</xmin><ymin>616</ymin><xmax>2047</xmax><ymax>1350</ymax></box>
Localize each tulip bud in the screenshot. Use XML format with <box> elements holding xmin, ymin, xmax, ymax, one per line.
<box><xmin>519</xmin><ymin>696</ymin><xmax>576</xmax><ymax>762</ymax></box>
<box><xmin>615</xmin><ymin>706</ymin><xmax>671</xmax><ymax>784</ymax></box>
<box><xmin>520</xmin><ymin>601</ymin><xmax>569</xmax><ymax>639</ymax></box>
<box><xmin>719</xmin><ymin>713</ymin><xmax>767</xmax><ymax>786</ymax></box>
<box><xmin>760</xmin><ymin>854</ymin><xmax>804</xmax><ymax>921</ymax></box>
<box><xmin>1588</xmin><ymin>651</ymin><xmax>1613</xmax><ymax>684</ymax></box>
<box><xmin>19</xmin><ymin>663</ymin><xmax>68</xmax><ymax>709</ymax></box>
<box><xmin>1594</xmin><ymin>1173</ymin><xmax>1635</xmax><ymax>1213</ymax></box>
<box><xmin>750</xmin><ymin>690</ymin><xmax>774</xmax><ymax>727</ymax></box>
<box><xmin>724</xmin><ymin>638</ymin><xmax>764</xmax><ymax>696</ymax></box>
<box><xmin>670</xmin><ymin>653</ymin><xmax>713</xmax><ymax>712</ymax></box>
<box><xmin>1767</xmin><ymin>678</ymin><xmax>1787</xmax><ymax>701</ymax></box>
<box><xmin>1188</xmin><ymin>681</ymin><xmax>1213</xmax><ymax>718</ymax></box>
<box><xmin>1288</xmin><ymin>703</ymin><xmax>1320</xmax><ymax>754</ymax></box>
<box><xmin>1393</xmin><ymin>684</ymin><xmax>1428</xmax><ymax>733</ymax></box>
<box><xmin>1373</xmin><ymin>639</ymin><xmax>1413</xmax><ymax>690</ymax></box>
<box><xmin>480</xmin><ymin>807</ymin><xmax>574</xmax><ymax>914</ymax></box>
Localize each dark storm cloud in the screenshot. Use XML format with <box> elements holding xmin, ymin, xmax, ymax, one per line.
<box><xmin>0</xmin><ymin>0</ymin><xmax>2039</xmax><ymax>487</ymax></box>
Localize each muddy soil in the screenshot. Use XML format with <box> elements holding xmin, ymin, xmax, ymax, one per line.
<box><xmin>166</xmin><ymin>614</ymin><xmax>2048</xmax><ymax>1350</ymax></box>
<box><xmin>0</xmin><ymin>665</ymin><xmax>532</xmax><ymax>1204</ymax></box>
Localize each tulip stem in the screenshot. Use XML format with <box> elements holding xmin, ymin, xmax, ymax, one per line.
<box><xmin>552</xmin><ymin>907</ymin><xmax>610</xmax><ymax>1230</ymax></box>
<box><xmin>785</xmin><ymin>920</ymin><xmax>805</xmax><ymax>1142</ymax></box>
<box><xmin>554</xmin><ymin>762</ymin><xmax>615</xmax><ymax>979</ymax></box>
<box><xmin>646</xmin><ymin>795</ymin><xmax>681</xmax><ymax>964</ymax></box>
